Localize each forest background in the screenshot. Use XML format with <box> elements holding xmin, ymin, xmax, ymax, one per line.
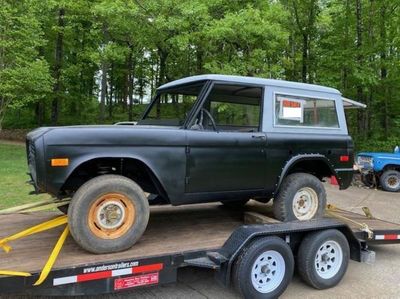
<box><xmin>1</xmin><ymin>0</ymin><xmax>400</xmax><ymax>151</ymax></box>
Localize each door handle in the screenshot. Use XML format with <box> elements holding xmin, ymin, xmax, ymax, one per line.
<box><xmin>251</xmin><ymin>134</ymin><xmax>266</xmax><ymax>140</ymax></box>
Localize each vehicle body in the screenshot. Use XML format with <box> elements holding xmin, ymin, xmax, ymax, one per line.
<box><xmin>26</xmin><ymin>75</ymin><xmax>356</xmax><ymax>253</ymax></box>
<box><xmin>357</xmin><ymin>146</ymin><xmax>400</xmax><ymax>192</ymax></box>
<box><xmin>0</xmin><ymin>203</ymin><xmax>398</xmax><ymax>298</ymax></box>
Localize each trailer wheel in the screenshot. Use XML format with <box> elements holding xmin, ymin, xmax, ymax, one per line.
<box><xmin>233</xmin><ymin>236</ymin><xmax>294</xmax><ymax>299</ymax></box>
<box><xmin>297</xmin><ymin>229</ymin><xmax>349</xmax><ymax>289</ymax></box>
<box><xmin>380</xmin><ymin>170</ymin><xmax>400</xmax><ymax>192</ymax></box>
<box><xmin>68</xmin><ymin>175</ymin><xmax>149</xmax><ymax>254</ymax></box>
<box><xmin>273</xmin><ymin>173</ymin><xmax>326</xmax><ymax>221</ymax></box>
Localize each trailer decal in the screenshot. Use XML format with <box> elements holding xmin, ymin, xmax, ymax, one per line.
<box><xmin>375</xmin><ymin>234</ymin><xmax>400</xmax><ymax>240</ymax></box>
<box><xmin>53</xmin><ymin>263</ymin><xmax>163</xmax><ymax>286</ymax></box>
<box><xmin>114</xmin><ymin>272</ymin><xmax>159</xmax><ymax>290</ymax></box>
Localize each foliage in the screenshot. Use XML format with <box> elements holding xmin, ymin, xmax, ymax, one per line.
<box><xmin>0</xmin><ymin>0</ymin><xmax>399</xmax><ymax>151</ymax></box>
<box><xmin>0</xmin><ymin>0</ymin><xmax>53</xmax><ymax>129</ymax></box>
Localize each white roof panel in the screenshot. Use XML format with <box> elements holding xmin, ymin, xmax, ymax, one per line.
<box><xmin>158</xmin><ymin>74</ymin><xmax>341</xmax><ymax>95</ymax></box>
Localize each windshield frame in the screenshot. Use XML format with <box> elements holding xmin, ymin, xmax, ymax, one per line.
<box><xmin>138</xmin><ymin>80</ymin><xmax>209</xmax><ymax>128</ymax></box>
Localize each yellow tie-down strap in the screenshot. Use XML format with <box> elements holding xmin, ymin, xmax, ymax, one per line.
<box><xmin>0</xmin><ymin>215</ymin><xmax>69</xmax><ymax>286</ymax></box>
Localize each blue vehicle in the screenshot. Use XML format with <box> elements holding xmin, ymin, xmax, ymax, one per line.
<box><xmin>357</xmin><ymin>146</ymin><xmax>400</xmax><ymax>192</ymax></box>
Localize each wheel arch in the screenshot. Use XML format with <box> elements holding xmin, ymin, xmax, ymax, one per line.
<box><xmin>60</xmin><ymin>155</ymin><xmax>169</xmax><ymax>202</ymax></box>
<box><xmin>382</xmin><ymin>164</ymin><xmax>400</xmax><ymax>172</ymax></box>
<box><xmin>274</xmin><ymin>154</ymin><xmax>337</xmax><ymax>195</ymax></box>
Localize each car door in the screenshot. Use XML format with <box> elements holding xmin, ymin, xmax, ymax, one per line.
<box><xmin>184</xmin><ymin>83</ymin><xmax>266</xmax><ymax>196</ymax></box>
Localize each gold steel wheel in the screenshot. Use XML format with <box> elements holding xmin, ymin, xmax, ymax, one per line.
<box><xmin>88</xmin><ymin>193</ymin><xmax>135</xmax><ymax>239</ymax></box>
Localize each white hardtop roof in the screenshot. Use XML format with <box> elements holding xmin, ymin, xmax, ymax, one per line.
<box><xmin>158</xmin><ymin>74</ymin><xmax>341</xmax><ymax>95</ymax></box>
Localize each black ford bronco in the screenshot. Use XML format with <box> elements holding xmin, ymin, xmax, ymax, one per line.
<box><xmin>26</xmin><ymin>75</ymin><xmax>355</xmax><ymax>253</ymax></box>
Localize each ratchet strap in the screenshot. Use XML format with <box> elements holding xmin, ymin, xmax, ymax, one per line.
<box><xmin>0</xmin><ymin>201</ymin><xmax>70</xmax><ymax>285</ymax></box>
<box><xmin>326</xmin><ymin>204</ymin><xmax>374</xmax><ymax>240</ymax></box>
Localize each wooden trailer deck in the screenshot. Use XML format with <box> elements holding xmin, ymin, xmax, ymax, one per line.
<box><xmin>1</xmin><ymin>202</ymin><xmax>399</xmax><ymax>274</ymax></box>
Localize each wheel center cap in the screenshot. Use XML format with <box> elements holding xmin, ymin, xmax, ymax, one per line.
<box><xmin>261</xmin><ymin>265</ymin><xmax>270</xmax><ymax>274</ymax></box>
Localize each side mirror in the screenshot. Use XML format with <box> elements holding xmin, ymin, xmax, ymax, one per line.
<box><xmin>394</xmin><ymin>146</ymin><xmax>399</xmax><ymax>154</ymax></box>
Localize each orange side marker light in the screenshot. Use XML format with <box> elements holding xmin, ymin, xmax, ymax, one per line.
<box><xmin>51</xmin><ymin>158</ymin><xmax>69</xmax><ymax>167</ymax></box>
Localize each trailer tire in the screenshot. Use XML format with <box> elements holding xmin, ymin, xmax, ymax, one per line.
<box><xmin>297</xmin><ymin>229</ymin><xmax>349</xmax><ymax>289</ymax></box>
<box><xmin>233</xmin><ymin>236</ymin><xmax>294</xmax><ymax>299</ymax></box>
<box><xmin>380</xmin><ymin>170</ymin><xmax>400</xmax><ymax>192</ymax></box>
<box><xmin>273</xmin><ymin>173</ymin><xmax>326</xmax><ymax>221</ymax></box>
<box><xmin>68</xmin><ymin>175</ymin><xmax>150</xmax><ymax>254</ymax></box>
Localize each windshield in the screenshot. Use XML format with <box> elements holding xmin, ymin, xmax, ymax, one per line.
<box><xmin>139</xmin><ymin>82</ymin><xmax>205</xmax><ymax>126</ymax></box>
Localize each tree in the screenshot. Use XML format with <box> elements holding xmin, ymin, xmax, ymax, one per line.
<box><xmin>0</xmin><ymin>0</ymin><xmax>53</xmax><ymax>130</ymax></box>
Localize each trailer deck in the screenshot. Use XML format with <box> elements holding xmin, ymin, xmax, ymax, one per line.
<box><xmin>1</xmin><ymin>201</ymin><xmax>400</xmax><ymax>296</ymax></box>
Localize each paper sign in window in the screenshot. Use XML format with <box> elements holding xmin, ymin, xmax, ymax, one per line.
<box><xmin>278</xmin><ymin>97</ymin><xmax>305</xmax><ymax>123</ymax></box>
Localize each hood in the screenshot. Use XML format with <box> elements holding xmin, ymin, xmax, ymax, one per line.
<box><xmin>358</xmin><ymin>152</ymin><xmax>400</xmax><ymax>159</ymax></box>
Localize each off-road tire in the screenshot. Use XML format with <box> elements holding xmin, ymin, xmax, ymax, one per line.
<box><xmin>68</xmin><ymin>175</ymin><xmax>150</xmax><ymax>254</ymax></box>
<box><xmin>297</xmin><ymin>229</ymin><xmax>350</xmax><ymax>289</ymax></box>
<box><xmin>380</xmin><ymin>170</ymin><xmax>400</xmax><ymax>192</ymax></box>
<box><xmin>273</xmin><ymin>173</ymin><xmax>326</xmax><ymax>222</ymax></box>
<box><xmin>232</xmin><ymin>236</ymin><xmax>294</xmax><ymax>299</ymax></box>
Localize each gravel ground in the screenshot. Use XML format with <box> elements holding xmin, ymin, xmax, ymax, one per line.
<box><xmin>1</xmin><ymin>184</ymin><xmax>400</xmax><ymax>299</ymax></box>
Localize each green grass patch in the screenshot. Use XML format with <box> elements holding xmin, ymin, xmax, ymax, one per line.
<box><xmin>0</xmin><ymin>141</ymin><xmax>49</xmax><ymax>209</ymax></box>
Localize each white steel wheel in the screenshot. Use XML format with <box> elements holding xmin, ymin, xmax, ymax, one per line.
<box><xmin>251</xmin><ymin>250</ymin><xmax>286</xmax><ymax>293</ymax></box>
<box><xmin>314</xmin><ymin>240</ymin><xmax>343</xmax><ymax>279</ymax></box>
<box><xmin>233</xmin><ymin>236</ymin><xmax>294</xmax><ymax>299</ymax></box>
<box><xmin>292</xmin><ymin>187</ymin><xmax>319</xmax><ymax>220</ymax></box>
<box><xmin>297</xmin><ymin>229</ymin><xmax>350</xmax><ymax>290</ymax></box>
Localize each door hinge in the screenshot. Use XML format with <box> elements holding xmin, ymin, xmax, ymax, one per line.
<box><xmin>185</xmin><ymin>146</ymin><xmax>190</xmax><ymax>154</ymax></box>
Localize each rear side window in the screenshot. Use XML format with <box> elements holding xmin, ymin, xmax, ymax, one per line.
<box><xmin>275</xmin><ymin>94</ymin><xmax>339</xmax><ymax>128</ymax></box>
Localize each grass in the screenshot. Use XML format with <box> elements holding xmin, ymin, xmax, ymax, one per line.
<box><xmin>0</xmin><ymin>141</ymin><xmax>50</xmax><ymax>209</ymax></box>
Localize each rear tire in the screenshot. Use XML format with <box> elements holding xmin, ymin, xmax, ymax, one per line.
<box><xmin>273</xmin><ymin>173</ymin><xmax>326</xmax><ymax>222</ymax></box>
<box><xmin>68</xmin><ymin>175</ymin><xmax>150</xmax><ymax>254</ymax></box>
<box><xmin>297</xmin><ymin>229</ymin><xmax>349</xmax><ymax>289</ymax></box>
<box><xmin>380</xmin><ymin>170</ymin><xmax>400</xmax><ymax>192</ymax></box>
<box><xmin>232</xmin><ymin>236</ymin><xmax>294</xmax><ymax>299</ymax></box>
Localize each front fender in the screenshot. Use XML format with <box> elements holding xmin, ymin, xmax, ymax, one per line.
<box><xmin>44</xmin><ymin>145</ymin><xmax>186</xmax><ymax>202</ymax></box>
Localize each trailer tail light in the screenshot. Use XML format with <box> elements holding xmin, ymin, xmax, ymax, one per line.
<box><xmin>51</xmin><ymin>158</ymin><xmax>69</xmax><ymax>167</ymax></box>
<box><xmin>340</xmin><ymin>155</ymin><xmax>349</xmax><ymax>162</ymax></box>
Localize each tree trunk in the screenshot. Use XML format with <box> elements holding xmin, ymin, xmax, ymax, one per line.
<box><xmin>127</xmin><ymin>46</ymin><xmax>135</xmax><ymax>122</ymax></box>
<box><xmin>108</xmin><ymin>63</ymin><xmax>114</xmax><ymax>119</ymax></box>
<box><xmin>301</xmin><ymin>33</ymin><xmax>308</xmax><ymax>83</ymax></box>
<box><xmin>51</xmin><ymin>7</ymin><xmax>65</xmax><ymax>125</ymax></box>
<box><xmin>355</xmin><ymin>0</ymin><xmax>365</xmax><ymax>136</ymax></box>
<box><xmin>35</xmin><ymin>101</ymin><xmax>45</xmax><ymax>126</ymax></box>
<box><xmin>380</xmin><ymin>4</ymin><xmax>388</xmax><ymax>138</ymax></box>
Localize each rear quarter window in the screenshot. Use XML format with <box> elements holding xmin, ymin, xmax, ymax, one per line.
<box><xmin>274</xmin><ymin>94</ymin><xmax>339</xmax><ymax>128</ymax></box>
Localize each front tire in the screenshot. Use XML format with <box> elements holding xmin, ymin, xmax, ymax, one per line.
<box><xmin>233</xmin><ymin>237</ymin><xmax>294</xmax><ymax>299</ymax></box>
<box><xmin>380</xmin><ymin>170</ymin><xmax>400</xmax><ymax>192</ymax></box>
<box><xmin>68</xmin><ymin>175</ymin><xmax>150</xmax><ymax>254</ymax></box>
<box><xmin>273</xmin><ymin>173</ymin><xmax>326</xmax><ymax>222</ymax></box>
<box><xmin>297</xmin><ymin>229</ymin><xmax>350</xmax><ymax>289</ymax></box>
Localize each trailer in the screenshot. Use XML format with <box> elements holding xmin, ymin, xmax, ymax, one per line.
<box><xmin>0</xmin><ymin>202</ymin><xmax>400</xmax><ymax>298</ymax></box>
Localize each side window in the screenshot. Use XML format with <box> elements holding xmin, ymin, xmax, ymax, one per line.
<box><xmin>199</xmin><ymin>84</ymin><xmax>263</xmax><ymax>132</ymax></box>
<box><xmin>275</xmin><ymin>94</ymin><xmax>339</xmax><ymax>128</ymax></box>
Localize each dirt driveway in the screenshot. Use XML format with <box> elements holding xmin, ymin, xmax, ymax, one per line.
<box><xmin>2</xmin><ymin>184</ymin><xmax>400</xmax><ymax>299</ymax></box>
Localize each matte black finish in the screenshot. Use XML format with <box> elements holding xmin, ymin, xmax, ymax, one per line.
<box><xmin>25</xmin><ymin>76</ymin><xmax>354</xmax><ymax>205</ymax></box>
